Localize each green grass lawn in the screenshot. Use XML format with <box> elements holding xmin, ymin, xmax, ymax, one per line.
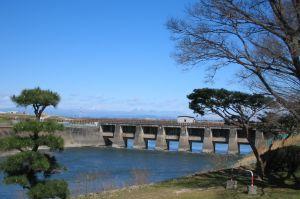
<box><xmin>78</xmin><ymin>167</ymin><xmax>300</xmax><ymax>199</ymax></box>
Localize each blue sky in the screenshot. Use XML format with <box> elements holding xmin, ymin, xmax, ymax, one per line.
<box><xmin>0</xmin><ymin>0</ymin><xmax>244</xmax><ymax>118</ymax></box>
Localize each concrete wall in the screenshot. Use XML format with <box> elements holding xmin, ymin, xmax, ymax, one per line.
<box><xmin>0</xmin><ymin>126</ymin><xmax>106</xmax><ymax>148</ymax></box>
<box><xmin>58</xmin><ymin>126</ymin><xmax>105</xmax><ymax>147</ymax></box>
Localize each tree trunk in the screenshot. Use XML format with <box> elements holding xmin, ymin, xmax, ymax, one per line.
<box><xmin>244</xmin><ymin>126</ymin><xmax>265</xmax><ymax>179</ymax></box>
<box><xmin>36</xmin><ymin>114</ymin><xmax>41</xmax><ymax>121</ymax></box>
<box><xmin>27</xmin><ymin>170</ymin><xmax>37</xmax><ymax>188</ymax></box>
<box><xmin>32</xmin><ymin>131</ymin><xmax>39</xmax><ymax>152</ymax></box>
<box><xmin>249</xmin><ymin>141</ymin><xmax>266</xmax><ymax>180</ymax></box>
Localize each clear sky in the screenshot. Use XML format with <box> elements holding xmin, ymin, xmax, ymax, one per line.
<box><xmin>0</xmin><ymin>0</ymin><xmax>245</xmax><ymax>118</ymax></box>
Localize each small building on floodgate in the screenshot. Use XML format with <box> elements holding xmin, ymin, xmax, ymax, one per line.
<box><xmin>177</xmin><ymin>116</ymin><xmax>196</xmax><ymax>124</ymax></box>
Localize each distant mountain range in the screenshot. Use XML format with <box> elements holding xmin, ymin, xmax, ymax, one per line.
<box><xmin>0</xmin><ymin>107</ymin><xmax>192</xmax><ymax>119</ymax></box>
<box><xmin>0</xmin><ymin>107</ymin><xmax>223</xmax><ymax>121</ymax></box>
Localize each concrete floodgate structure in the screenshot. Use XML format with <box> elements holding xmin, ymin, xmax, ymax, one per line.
<box><xmin>0</xmin><ymin>118</ymin><xmax>267</xmax><ymax>154</ymax></box>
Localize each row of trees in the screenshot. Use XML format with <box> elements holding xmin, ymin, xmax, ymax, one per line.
<box><xmin>0</xmin><ymin>88</ymin><xmax>69</xmax><ymax>199</ymax></box>
<box><xmin>168</xmin><ymin>0</ymin><xmax>300</xmax><ymax>181</ymax></box>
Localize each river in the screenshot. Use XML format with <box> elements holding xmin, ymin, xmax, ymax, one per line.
<box><xmin>0</xmin><ymin>144</ymin><xmax>249</xmax><ymax>198</ymax></box>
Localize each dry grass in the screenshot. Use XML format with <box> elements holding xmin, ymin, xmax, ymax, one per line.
<box><xmin>78</xmin><ymin>167</ymin><xmax>300</xmax><ymax>199</ymax></box>
<box><xmin>270</xmin><ymin>134</ymin><xmax>300</xmax><ymax>150</ymax></box>
<box><xmin>235</xmin><ymin>134</ymin><xmax>300</xmax><ymax>167</ymax></box>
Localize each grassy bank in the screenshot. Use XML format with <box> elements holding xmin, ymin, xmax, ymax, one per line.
<box><xmin>78</xmin><ymin>135</ymin><xmax>300</xmax><ymax>199</ymax></box>
<box><xmin>78</xmin><ymin>167</ymin><xmax>300</xmax><ymax>199</ymax></box>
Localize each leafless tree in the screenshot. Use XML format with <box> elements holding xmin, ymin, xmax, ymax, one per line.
<box><xmin>167</xmin><ymin>0</ymin><xmax>300</xmax><ymax>120</ymax></box>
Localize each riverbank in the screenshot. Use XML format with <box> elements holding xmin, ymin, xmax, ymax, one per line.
<box><xmin>78</xmin><ymin>166</ymin><xmax>300</xmax><ymax>199</ymax></box>
<box><xmin>233</xmin><ymin>134</ymin><xmax>300</xmax><ymax>168</ymax></box>
<box><xmin>77</xmin><ymin>135</ymin><xmax>300</xmax><ymax>199</ymax></box>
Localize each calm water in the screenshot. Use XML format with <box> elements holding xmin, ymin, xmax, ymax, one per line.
<box><xmin>0</xmin><ymin>145</ymin><xmax>247</xmax><ymax>198</ymax></box>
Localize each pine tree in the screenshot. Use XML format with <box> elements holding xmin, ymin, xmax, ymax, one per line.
<box><xmin>187</xmin><ymin>88</ymin><xmax>274</xmax><ymax>179</ymax></box>
<box><xmin>0</xmin><ymin>88</ymin><xmax>69</xmax><ymax>199</ymax></box>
